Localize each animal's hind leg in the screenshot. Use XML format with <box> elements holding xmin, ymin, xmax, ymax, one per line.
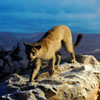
<box><xmin>70</xmin><ymin>50</ymin><xmax>76</xmax><ymax>63</ymax></box>
<box><xmin>62</xmin><ymin>41</ymin><xmax>76</xmax><ymax>63</ymax></box>
<box><xmin>67</xmin><ymin>48</ymin><xmax>76</xmax><ymax>63</ymax></box>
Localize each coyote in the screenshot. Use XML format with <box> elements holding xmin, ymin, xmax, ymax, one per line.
<box><xmin>24</xmin><ymin>25</ymin><xmax>83</xmax><ymax>82</ymax></box>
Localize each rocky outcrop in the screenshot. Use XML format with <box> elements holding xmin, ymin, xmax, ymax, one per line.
<box><xmin>76</xmin><ymin>55</ymin><xmax>100</xmax><ymax>65</ymax></box>
<box><xmin>0</xmin><ymin>55</ymin><xmax>100</xmax><ymax>100</ymax></box>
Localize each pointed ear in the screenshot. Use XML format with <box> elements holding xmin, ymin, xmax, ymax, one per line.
<box><xmin>24</xmin><ymin>42</ymin><xmax>28</xmax><ymax>46</ymax></box>
<box><xmin>34</xmin><ymin>45</ymin><xmax>41</xmax><ymax>50</ymax></box>
<box><xmin>23</xmin><ymin>42</ymin><xmax>32</xmax><ymax>47</ymax></box>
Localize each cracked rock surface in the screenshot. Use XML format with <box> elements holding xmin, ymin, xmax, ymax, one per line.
<box><xmin>0</xmin><ymin>55</ymin><xmax>100</xmax><ymax>100</ymax></box>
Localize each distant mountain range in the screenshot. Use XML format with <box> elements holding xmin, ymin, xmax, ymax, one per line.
<box><xmin>0</xmin><ymin>32</ymin><xmax>100</xmax><ymax>61</ymax></box>
<box><xmin>0</xmin><ymin>32</ymin><xmax>18</xmax><ymax>49</ymax></box>
<box><xmin>0</xmin><ymin>32</ymin><xmax>45</xmax><ymax>49</ymax></box>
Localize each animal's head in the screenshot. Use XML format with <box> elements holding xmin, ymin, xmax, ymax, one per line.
<box><xmin>24</xmin><ymin>42</ymin><xmax>41</xmax><ymax>62</ymax></box>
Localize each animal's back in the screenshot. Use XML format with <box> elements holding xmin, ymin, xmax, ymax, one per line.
<box><xmin>39</xmin><ymin>25</ymin><xmax>72</xmax><ymax>59</ymax></box>
<box><xmin>41</xmin><ymin>25</ymin><xmax>71</xmax><ymax>42</ymax></box>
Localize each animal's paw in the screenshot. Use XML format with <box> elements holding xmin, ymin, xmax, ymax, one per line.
<box><xmin>26</xmin><ymin>81</ymin><xmax>36</xmax><ymax>86</ymax></box>
<box><xmin>52</xmin><ymin>69</ymin><xmax>60</xmax><ymax>75</ymax></box>
<box><xmin>71</xmin><ymin>59</ymin><xmax>77</xmax><ymax>63</ymax></box>
<box><xmin>55</xmin><ymin>67</ymin><xmax>61</xmax><ymax>72</ymax></box>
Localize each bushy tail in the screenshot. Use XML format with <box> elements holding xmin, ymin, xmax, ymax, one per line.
<box><xmin>74</xmin><ymin>34</ymin><xmax>83</xmax><ymax>48</ymax></box>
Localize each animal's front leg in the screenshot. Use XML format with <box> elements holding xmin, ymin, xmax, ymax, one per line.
<box><xmin>56</xmin><ymin>51</ymin><xmax>61</xmax><ymax>72</ymax></box>
<box><xmin>29</xmin><ymin>58</ymin><xmax>41</xmax><ymax>82</ymax></box>
<box><xmin>49</xmin><ymin>55</ymin><xmax>56</xmax><ymax>75</ymax></box>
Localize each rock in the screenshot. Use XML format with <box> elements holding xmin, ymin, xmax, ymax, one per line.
<box><xmin>76</xmin><ymin>55</ymin><xmax>100</xmax><ymax>65</ymax></box>
<box><xmin>37</xmin><ymin>84</ymin><xmax>57</xmax><ymax>98</ymax></box>
<box><xmin>0</xmin><ymin>55</ymin><xmax>100</xmax><ymax>100</ymax></box>
<box><xmin>14</xmin><ymin>91</ymin><xmax>36</xmax><ymax>100</ymax></box>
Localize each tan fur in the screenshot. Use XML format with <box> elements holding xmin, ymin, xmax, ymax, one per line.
<box><xmin>24</xmin><ymin>25</ymin><xmax>82</xmax><ymax>82</ymax></box>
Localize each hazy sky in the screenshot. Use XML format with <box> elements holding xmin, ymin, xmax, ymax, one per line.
<box><xmin>0</xmin><ymin>0</ymin><xmax>100</xmax><ymax>33</ymax></box>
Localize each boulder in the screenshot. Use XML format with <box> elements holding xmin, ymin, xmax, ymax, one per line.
<box><xmin>76</xmin><ymin>55</ymin><xmax>100</xmax><ymax>65</ymax></box>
